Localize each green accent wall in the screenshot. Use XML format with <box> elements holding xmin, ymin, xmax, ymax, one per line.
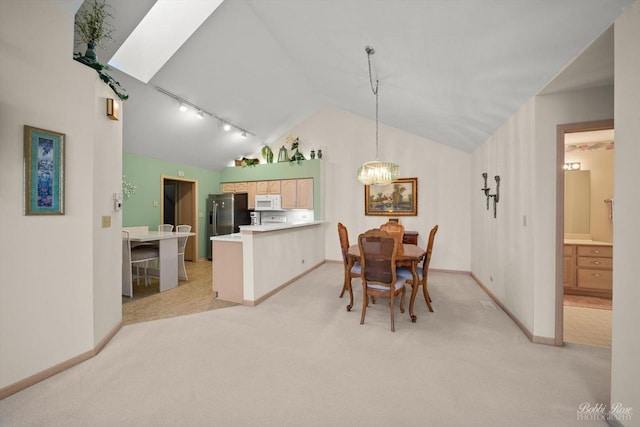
<box><xmin>122</xmin><ymin>155</ymin><xmax>322</xmax><ymax>258</ymax></box>
<box><xmin>220</xmin><ymin>159</ymin><xmax>322</xmax><ymax>219</ymax></box>
<box><xmin>123</xmin><ymin>152</ymin><xmax>221</xmax><ymax>259</ymax></box>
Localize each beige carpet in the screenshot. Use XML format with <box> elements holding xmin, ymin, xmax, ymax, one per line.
<box><xmin>122</xmin><ymin>260</ymin><xmax>237</xmax><ymax>324</ymax></box>
<box><xmin>1</xmin><ymin>264</ymin><xmax>612</xmax><ymax>426</ymax></box>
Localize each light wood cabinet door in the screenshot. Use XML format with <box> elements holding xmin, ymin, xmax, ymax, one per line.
<box><xmin>221</xmin><ymin>182</ymin><xmax>235</xmax><ymax>193</ymax></box>
<box><xmin>256</xmin><ymin>180</ymin><xmax>281</xmax><ymax>195</ymax></box>
<box><xmin>563</xmin><ymin>245</ymin><xmax>576</xmax><ymax>288</ymax></box>
<box><xmin>280</xmin><ymin>179</ymin><xmax>297</xmax><ymax>209</ymax></box>
<box><xmin>296</xmin><ymin>178</ymin><xmax>314</xmax><ymax>209</ymax></box>
<box><xmin>247</xmin><ymin>181</ymin><xmax>257</xmax><ymax>209</ymax></box>
<box><xmin>281</xmin><ymin>178</ymin><xmax>314</xmax><ymax>209</ymax></box>
<box><xmin>221</xmin><ymin>182</ymin><xmax>247</xmax><ymax>194</ymax></box>
<box><xmin>234</xmin><ymin>182</ymin><xmax>248</xmax><ymax>193</ymax></box>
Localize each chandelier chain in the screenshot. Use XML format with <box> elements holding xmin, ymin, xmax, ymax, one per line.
<box><xmin>367</xmin><ymin>49</ymin><xmax>380</xmax><ymax>160</ymax></box>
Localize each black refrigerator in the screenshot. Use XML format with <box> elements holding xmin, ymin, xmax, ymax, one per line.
<box><xmin>207</xmin><ymin>193</ymin><xmax>250</xmax><ymax>259</ymax></box>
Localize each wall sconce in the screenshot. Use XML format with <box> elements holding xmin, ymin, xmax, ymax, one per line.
<box><xmin>106</xmin><ymin>98</ymin><xmax>120</xmax><ymax>121</ymax></box>
<box><xmin>563</xmin><ymin>162</ymin><xmax>581</xmax><ymax>170</ymax></box>
<box><xmin>481</xmin><ymin>173</ymin><xmax>501</xmax><ymax>218</ymax></box>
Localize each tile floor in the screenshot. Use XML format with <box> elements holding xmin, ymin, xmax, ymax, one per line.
<box><xmin>563</xmin><ymin>305</ymin><xmax>612</xmax><ymax>348</ymax></box>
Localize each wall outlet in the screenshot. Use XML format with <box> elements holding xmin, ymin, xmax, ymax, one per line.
<box><xmin>153</xmin><ymin>200</ymin><xmax>159</xmax><ymax>207</ymax></box>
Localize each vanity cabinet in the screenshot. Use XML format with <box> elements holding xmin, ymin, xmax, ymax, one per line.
<box><xmin>281</xmin><ymin>178</ymin><xmax>314</xmax><ymax>209</ymax></box>
<box><xmin>564</xmin><ymin>243</ymin><xmax>612</xmax><ymax>297</ymax></box>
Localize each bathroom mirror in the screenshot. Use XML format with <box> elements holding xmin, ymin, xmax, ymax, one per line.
<box><xmin>564</xmin><ymin>170</ymin><xmax>590</xmax><ymax>234</ymax></box>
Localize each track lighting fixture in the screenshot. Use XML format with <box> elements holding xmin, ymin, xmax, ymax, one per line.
<box><xmin>241</xmin><ymin>132</ymin><xmax>247</xmax><ymax>139</ymax></box>
<box><xmin>155</xmin><ymin>86</ymin><xmax>254</xmax><ymax>137</ymax></box>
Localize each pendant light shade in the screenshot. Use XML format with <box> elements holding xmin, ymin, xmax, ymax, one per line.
<box><xmin>357</xmin><ymin>160</ymin><xmax>399</xmax><ymax>186</ymax></box>
<box><xmin>356</xmin><ymin>46</ymin><xmax>399</xmax><ymax>186</ymax></box>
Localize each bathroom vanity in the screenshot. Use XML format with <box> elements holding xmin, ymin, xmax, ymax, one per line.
<box><xmin>563</xmin><ymin>240</ymin><xmax>613</xmax><ymax>298</ymax></box>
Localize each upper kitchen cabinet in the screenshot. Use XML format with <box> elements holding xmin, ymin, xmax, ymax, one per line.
<box><xmin>281</xmin><ymin>178</ymin><xmax>314</xmax><ymax>209</ymax></box>
<box><xmin>256</xmin><ymin>180</ymin><xmax>281</xmax><ymax>195</ymax></box>
<box><xmin>247</xmin><ymin>181</ymin><xmax>257</xmax><ymax>209</ymax></box>
<box><xmin>221</xmin><ymin>182</ymin><xmax>248</xmax><ymax>193</ymax></box>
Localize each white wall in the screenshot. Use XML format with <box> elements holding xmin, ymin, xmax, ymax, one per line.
<box><xmin>285</xmin><ymin>107</ymin><xmax>471</xmax><ymax>271</ymax></box>
<box><xmin>611</xmin><ymin>1</ymin><xmax>640</xmax><ymax>423</ymax></box>
<box><xmin>0</xmin><ymin>0</ymin><xmax>122</xmax><ymax>390</ymax></box>
<box><xmin>471</xmin><ymin>85</ymin><xmax>614</xmax><ymax>338</ymax></box>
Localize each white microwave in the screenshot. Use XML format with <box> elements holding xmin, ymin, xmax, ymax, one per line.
<box><xmin>255</xmin><ymin>194</ymin><xmax>283</xmax><ymax>211</ymax></box>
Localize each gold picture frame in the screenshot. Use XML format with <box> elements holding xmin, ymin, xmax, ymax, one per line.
<box><xmin>364</xmin><ymin>177</ymin><xmax>417</xmax><ymax>216</ymax></box>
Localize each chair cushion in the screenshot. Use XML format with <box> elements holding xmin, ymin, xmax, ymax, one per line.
<box><xmin>131</xmin><ymin>246</ymin><xmax>159</xmax><ymax>262</ymax></box>
<box><xmin>396</xmin><ymin>266</ymin><xmax>423</xmax><ymax>280</ymax></box>
<box><xmin>351</xmin><ymin>262</ymin><xmax>362</xmax><ymax>274</ymax></box>
<box><xmin>367</xmin><ymin>276</ymin><xmax>406</xmax><ymax>291</ymax></box>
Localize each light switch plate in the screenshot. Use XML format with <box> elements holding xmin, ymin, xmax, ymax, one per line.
<box><xmin>102</xmin><ymin>215</ymin><xmax>111</xmax><ymax>228</ymax></box>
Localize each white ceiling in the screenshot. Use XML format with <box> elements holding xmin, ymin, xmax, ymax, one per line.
<box><xmin>78</xmin><ymin>0</ymin><xmax>633</xmax><ymax>170</ymax></box>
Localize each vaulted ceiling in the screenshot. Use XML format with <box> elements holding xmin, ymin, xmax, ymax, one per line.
<box><xmin>74</xmin><ymin>0</ymin><xmax>632</xmax><ymax>170</ymax></box>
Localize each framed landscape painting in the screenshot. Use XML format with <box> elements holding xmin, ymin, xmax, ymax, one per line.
<box><xmin>364</xmin><ymin>177</ymin><xmax>417</xmax><ymax>216</ymax></box>
<box><xmin>24</xmin><ymin>125</ymin><xmax>65</xmax><ymax>215</ymax></box>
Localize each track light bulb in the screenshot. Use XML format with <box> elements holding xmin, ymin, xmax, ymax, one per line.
<box><xmin>223</xmin><ymin>123</ymin><xmax>231</xmax><ymax>131</ymax></box>
<box><xmin>178</xmin><ymin>102</ymin><xmax>187</xmax><ymax>112</ymax></box>
<box><xmin>196</xmin><ymin>110</ymin><xmax>204</xmax><ymax>119</ymax></box>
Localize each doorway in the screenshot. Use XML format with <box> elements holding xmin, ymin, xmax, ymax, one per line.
<box><xmin>161</xmin><ymin>175</ymin><xmax>198</xmax><ymax>262</ymax></box>
<box><xmin>556</xmin><ymin>119</ymin><xmax>614</xmax><ymax>347</ymax></box>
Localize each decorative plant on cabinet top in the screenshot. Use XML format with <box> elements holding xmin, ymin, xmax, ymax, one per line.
<box><xmin>73</xmin><ymin>0</ymin><xmax>128</xmax><ymax>101</ymax></box>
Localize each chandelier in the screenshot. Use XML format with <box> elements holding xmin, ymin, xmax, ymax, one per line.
<box><xmin>357</xmin><ymin>46</ymin><xmax>399</xmax><ymax>186</ymax></box>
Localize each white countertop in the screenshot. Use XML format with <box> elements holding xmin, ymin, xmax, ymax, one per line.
<box><xmin>564</xmin><ymin>239</ymin><xmax>612</xmax><ymax>246</ymax></box>
<box><xmin>239</xmin><ymin>220</ymin><xmax>326</xmax><ymax>233</ymax></box>
<box><xmin>210</xmin><ymin>221</ymin><xmax>327</xmax><ymax>242</ymax></box>
<box><xmin>210</xmin><ymin>233</ymin><xmax>243</xmax><ymax>242</ymax></box>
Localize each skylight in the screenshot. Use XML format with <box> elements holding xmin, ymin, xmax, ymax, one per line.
<box><xmin>108</xmin><ymin>0</ymin><xmax>223</xmax><ymax>83</ymax></box>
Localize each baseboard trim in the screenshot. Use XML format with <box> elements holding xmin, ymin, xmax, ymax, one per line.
<box><xmin>0</xmin><ymin>320</ymin><xmax>123</xmax><ymax>400</ymax></box>
<box><xmin>470</xmin><ymin>273</ymin><xmax>557</xmax><ymax>345</ymax></box>
<box><xmin>244</xmin><ymin>261</ymin><xmax>326</xmax><ymax>306</ymax></box>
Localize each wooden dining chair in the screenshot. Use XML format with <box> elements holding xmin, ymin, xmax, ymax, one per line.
<box><xmin>380</xmin><ymin>221</ymin><xmax>405</xmax><ymax>256</ymax></box>
<box><xmin>398</xmin><ymin>225</ymin><xmax>438</xmax><ymax>312</ymax></box>
<box><xmin>337</xmin><ymin>222</ymin><xmax>361</xmax><ymax>311</ymax></box>
<box><xmin>358</xmin><ymin>228</ymin><xmax>406</xmax><ymax>332</ymax></box>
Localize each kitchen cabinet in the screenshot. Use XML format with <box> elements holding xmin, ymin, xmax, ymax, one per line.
<box><xmin>281</xmin><ymin>178</ymin><xmax>314</xmax><ymax>209</ymax></box>
<box><xmin>256</xmin><ymin>180</ymin><xmax>281</xmax><ymax>195</ymax></box>
<box><xmin>221</xmin><ymin>182</ymin><xmax>248</xmax><ymax>193</ymax></box>
<box><xmin>247</xmin><ymin>181</ymin><xmax>257</xmax><ymax>209</ymax></box>
<box><xmin>564</xmin><ymin>243</ymin><xmax>612</xmax><ymax>297</ymax></box>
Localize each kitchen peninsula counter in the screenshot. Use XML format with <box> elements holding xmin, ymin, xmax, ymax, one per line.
<box><xmin>211</xmin><ymin>221</ymin><xmax>327</xmax><ymax>305</ymax></box>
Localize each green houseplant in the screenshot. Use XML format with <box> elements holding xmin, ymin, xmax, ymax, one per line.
<box><xmin>74</xmin><ymin>0</ymin><xmax>114</xmax><ymax>62</ymax></box>
<box><xmin>73</xmin><ymin>0</ymin><xmax>128</xmax><ymax>100</ymax></box>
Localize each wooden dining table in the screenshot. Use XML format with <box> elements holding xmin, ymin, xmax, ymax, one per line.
<box><xmin>346</xmin><ymin>243</ymin><xmax>426</xmax><ymax>323</ymax></box>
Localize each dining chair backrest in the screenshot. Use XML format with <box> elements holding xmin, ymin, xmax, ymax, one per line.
<box><xmin>422</xmin><ymin>225</ymin><xmax>439</xmax><ymax>271</ymax></box>
<box><xmin>158</xmin><ymin>224</ymin><xmax>174</xmax><ymax>232</ymax></box>
<box><xmin>337</xmin><ymin>222</ymin><xmax>351</xmax><ymax>262</ymax></box>
<box><xmin>359</xmin><ymin>229</ymin><xmax>398</xmax><ymax>286</ymax></box>
<box><xmin>176</xmin><ymin>225</ymin><xmax>191</xmax><ymax>254</ymax></box>
<box><xmin>380</xmin><ymin>221</ymin><xmax>405</xmax><ymax>256</ymax></box>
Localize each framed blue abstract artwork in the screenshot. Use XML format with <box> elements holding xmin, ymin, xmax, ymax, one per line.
<box><xmin>23</xmin><ymin>125</ymin><xmax>65</xmax><ymax>215</ymax></box>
